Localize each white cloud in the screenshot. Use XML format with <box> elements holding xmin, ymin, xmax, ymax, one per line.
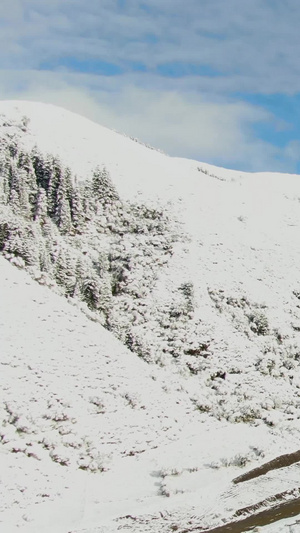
<box><xmin>0</xmin><ymin>69</ymin><xmax>293</xmax><ymax>172</ymax></box>
<box><xmin>1</xmin><ymin>1</ymin><xmax>300</xmax><ymax>171</ymax></box>
<box><xmin>2</xmin><ymin>0</ymin><xmax>300</xmax><ymax>93</ymax></box>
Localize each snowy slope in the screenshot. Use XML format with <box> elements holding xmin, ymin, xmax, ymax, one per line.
<box><xmin>2</xmin><ymin>100</ymin><xmax>300</xmax><ymax>531</ymax></box>
<box><xmin>0</xmin><ymin>100</ymin><xmax>193</xmax><ymax>201</ymax></box>
<box><xmin>2</xmin><ymin>100</ymin><xmax>300</xmax><ymax>302</ymax></box>
<box><xmin>2</xmin><ymin>99</ymin><xmax>300</xmax><ymax>318</ymax></box>
<box><xmin>0</xmin><ymin>254</ymin><xmax>285</xmax><ymax>533</ymax></box>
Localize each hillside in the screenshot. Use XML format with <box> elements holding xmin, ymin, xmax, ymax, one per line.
<box><xmin>2</xmin><ymin>100</ymin><xmax>300</xmax><ymax>531</ymax></box>
<box><xmin>0</xmin><ymin>250</ymin><xmax>295</xmax><ymax>533</ymax></box>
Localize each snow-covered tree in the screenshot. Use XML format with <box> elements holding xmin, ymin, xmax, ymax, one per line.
<box><xmin>0</xmin><ymin>143</ymin><xmax>11</xmax><ymax>205</ymax></box>
<box><xmin>54</xmin><ymin>247</ymin><xmax>76</xmax><ymax>295</ymax></box>
<box><xmin>47</xmin><ymin>157</ymin><xmax>62</xmax><ymax>217</ymax></box>
<box><xmin>34</xmin><ymin>187</ymin><xmax>48</xmax><ymax>222</ymax></box>
<box><xmin>56</xmin><ymin>189</ymin><xmax>72</xmax><ymax>234</ymax></box>
<box><xmin>92</xmin><ymin>166</ymin><xmax>119</xmax><ymax>205</ymax></box>
<box><xmin>70</xmin><ymin>186</ymin><xmax>84</xmax><ymax>231</ymax></box>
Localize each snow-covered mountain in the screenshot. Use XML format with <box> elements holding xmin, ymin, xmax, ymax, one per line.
<box><xmin>2</xmin><ymin>100</ymin><xmax>300</xmax><ymax>532</ymax></box>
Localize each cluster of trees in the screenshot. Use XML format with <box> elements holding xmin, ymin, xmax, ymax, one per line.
<box><xmin>4</xmin><ymin>117</ymin><xmax>300</xmax><ymax>429</ymax></box>
<box><xmin>0</xmin><ymin>133</ymin><xmax>222</xmax><ymax>380</ymax></box>
<box><xmin>0</xmin><ymin>138</ymin><xmax>119</xmax><ymax>235</ymax></box>
<box><xmin>0</xmin><ymin>137</ymin><xmax>192</xmax><ymax>356</ymax></box>
<box><xmin>0</xmin><ymin>139</ymin><xmax>123</xmax><ymax>313</ymax></box>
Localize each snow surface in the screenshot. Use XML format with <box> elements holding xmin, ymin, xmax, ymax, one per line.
<box><xmin>2</xmin><ymin>100</ymin><xmax>300</xmax><ymax>531</ymax></box>
<box><xmin>1</xmin><ymin>253</ymin><xmax>283</xmax><ymax>533</ymax></box>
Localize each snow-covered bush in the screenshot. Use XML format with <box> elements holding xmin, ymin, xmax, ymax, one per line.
<box><xmin>49</xmin><ymin>446</ymin><xmax>71</xmax><ymax>466</ymax></box>
<box><xmin>158</xmin><ymin>467</ymin><xmax>183</xmax><ymax>478</ymax></box>
<box><xmin>247</xmin><ymin>310</ymin><xmax>269</xmax><ymax>336</ymax></box>
<box><xmin>209</xmin><ymin>447</ymin><xmax>264</xmax><ymax>470</ymax></box>
<box><xmin>89</xmin><ymin>396</ymin><xmax>105</xmax><ymax>414</ymax></box>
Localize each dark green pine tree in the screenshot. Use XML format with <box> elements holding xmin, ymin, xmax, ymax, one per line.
<box><xmin>63</xmin><ymin>167</ymin><xmax>73</xmax><ymax>202</ymax></box>
<box><xmin>31</xmin><ymin>147</ymin><xmax>48</xmax><ymax>190</ymax></box>
<box><xmin>55</xmin><ymin>175</ymin><xmax>72</xmax><ymax>234</ymax></box>
<box><xmin>47</xmin><ymin>156</ymin><xmax>62</xmax><ymax>218</ymax></box>
<box><xmin>17</xmin><ymin>151</ymin><xmax>38</xmax><ymax>210</ymax></box>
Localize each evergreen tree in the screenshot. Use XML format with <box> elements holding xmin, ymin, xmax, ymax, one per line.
<box><xmin>17</xmin><ymin>151</ymin><xmax>37</xmax><ymax>209</ymax></box>
<box><xmin>70</xmin><ymin>186</ymin><xmax>84</xmax><ymax>231</ymax></box>
<box><xmin>43</xmin><ymin>155</ymin><xmax>54</xmax><ymax>192</ymax></box>
<box><xmin>8</xmin><ymin>142</ymin><xmax>18</xmax><ymax>159</ymax></box>
<box><xmin>9</xmin><ymin>188</ymin><xmax>21</xmax><ymax>216</ymax></box>
<box><xmin>2</xmin><ymin>217</ymin><xmax>39</xmax><ymax>268</ymax></box>
<box><xmin>80</xmin><ymin>276</ymin><xmax>102</xmax><ymax>310</ymax></box>
<box><xmin>38</xmin><ymin>237</ymin><xmax>52</xmax><ymax>273</ymax></box>
<box><xmin>54</xmin><ymin>247</ymin><xmax>76</xmax><ymax>295</ymax></box>
<box><xmin>17</xmin><ymin>151</ymin><xmax>32</xmax><ymax>173</ymax></box>
<box><xmin>76</xmin><ymin>257</ymin><xmax>101</xmax><ymax>309</ymax></box>
<box><xmin>81</xmin><ymin>180</ymin><xmax>96</xmax><ymax>221</ymax></box>
<box><xmin>47</xmin><ymin>157</ymin><xmax>62</xmax><ymax>217</ymax></box>
<box><xmin>63</xmin><ymin>168</ymin><xmax>73</xmax><ymax>202</ymax></box>
<box><xmin>17</xmin><ymin>169</ymin><xmax>32</xmax><ymax>219</ymax></box>
<box><xmin>55</xmin><ymin>178</ymin><xmax>72</xmax><ymax>234</ymax></box>
<box><xmin>0</xmin><ymin>172</ymin><xmax>10</xmax><ymax>205</ymax></box>
<box><xmin>0</xmin><ymin>143</ymin><xmax>11</xmax><ymax>204</ymax></box>
<box><xmin>34</xmin><ymin>187</ymin><xmax>48</xmax><ymax>222</ymax></box>
<box><xmin>31</xmin><ymin>148</ymin><xmax>51</xmax><ymax>191</ymax></box>
<box><xmin>8</xmin><ymin>161</ymin><xmax>31</xmax><ymax>219</ymax></box>
<box><xmin>92</xmin><ymin>166</ymin><xmax>119</xmax><ymax>204</ymax></box>
<box><xmin>31</xmin><ymin>147</ymin><xmax>44</xmax><ymax>186</ymax></box>
<box><xmin>41</xmin><ymin>218</ymin><xmax>60</xmax><ymax>265</ymax></box>
<box><xmin>20</xmin><ymin>228</ymin><xmax>40</xmax><ymax>268</ymax></box>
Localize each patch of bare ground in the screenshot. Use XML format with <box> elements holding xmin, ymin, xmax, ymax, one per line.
<box><xmin>181</xmin><ymin>488</ymin><xmax>300</xmax><ymax>533</ymax></box>
<box><xmin>233</xmin><ymin>449</ymin><xmax>300</xmax><ymax>485</ymax></box>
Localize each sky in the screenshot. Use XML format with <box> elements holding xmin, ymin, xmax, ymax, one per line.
<box><xmin>1</xmin><ymin>0</ymin><xmax>300</xmax><ymax>172</ymax></box>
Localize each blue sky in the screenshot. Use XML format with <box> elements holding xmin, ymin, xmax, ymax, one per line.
<box><xmin>1</xmin><ymin>0</ymin><xmax>300</xmax><ymax>172</ymax></box>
